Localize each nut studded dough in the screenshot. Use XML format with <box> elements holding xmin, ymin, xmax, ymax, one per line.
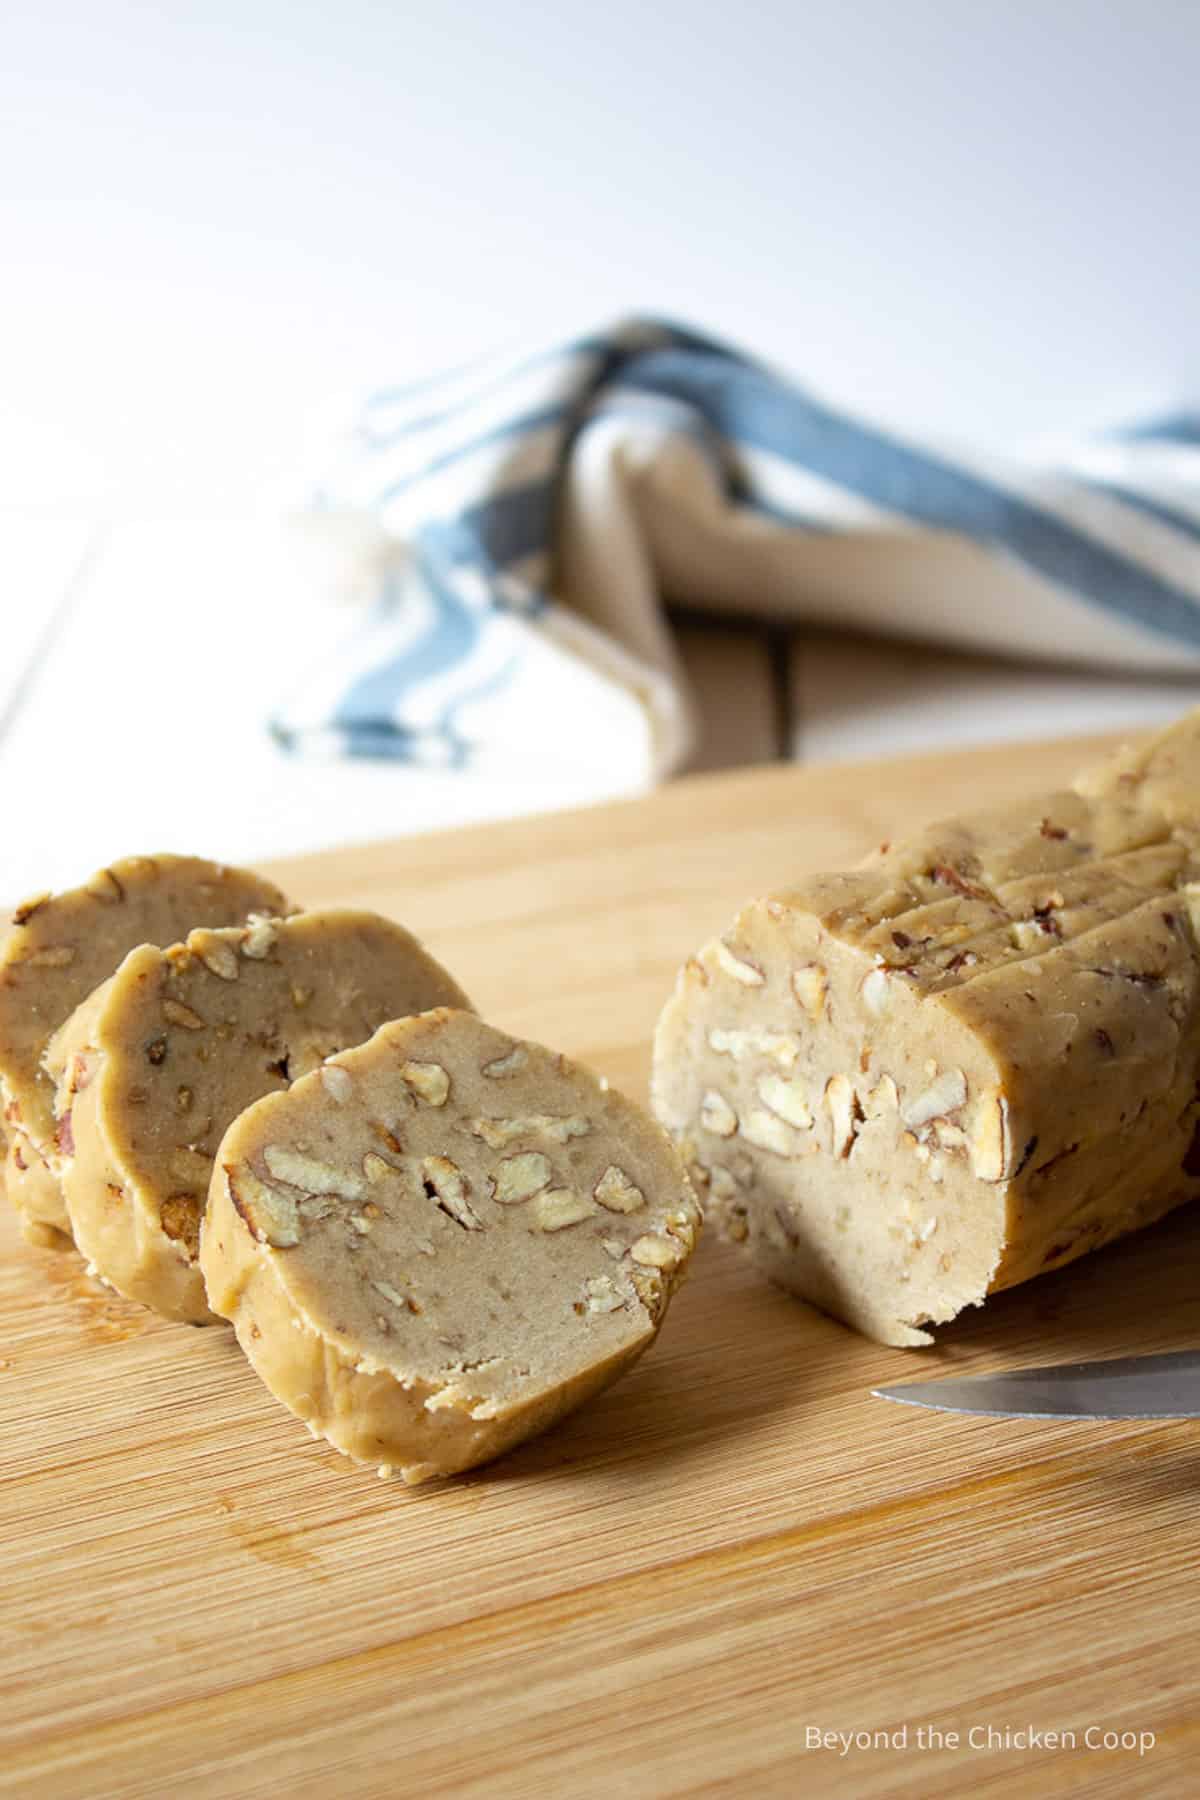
<box><xmin>201</xmin><ymin>1010</ymin><xmax>700</xmax><ymax>1482</ymax></box>
<box><xmin>654</xmin><ymin>709</ymin><xmax>1200</xmax><ymax>1346</ymax></box>
<box><xmin>46</xmin><ymin>911</ymin><xmax>471</xmax><ymax>1323</ymax></box>
<box><xmin>0</xmin><ymin>856</ymin><xmax>290</xmax><ymax>1245</ymax></box>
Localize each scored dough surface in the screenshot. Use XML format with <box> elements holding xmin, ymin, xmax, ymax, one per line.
<box><xmin>201</xmin><ymin>1009</ymin><xmax>701</xmax><ymax>1482</ymax></box>
<box><xmin>47</xmin><ymin>910</ymin><xmax>471</xmax><ymax>1322</ymax></box>
<box><xmin>0</xmin><ymin>855</ymin><xmax>290</xmax><ymax>1243</ymax></box>
<box><xmin>653</xmin><ymin>708</ymin><xmax>1200</xmax><ymax>1346</ymax></box>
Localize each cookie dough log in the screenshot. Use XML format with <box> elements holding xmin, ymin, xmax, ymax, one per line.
<box><xmin>0</xmin><ymin>857</ymin><xmax>291</xmax><ymax>1246</ymax></box>
<box><xmin>201</xmin><ymin>1010</ymin><xmax>701</xmax><ymax>1482</ymax></box>
<box><xmin>45</xmin><ymin>911</ymin><xmax>472</xmax><ymax>1324</ymax></box>
<box><xmin>653</xmin><ymin>710</ymin><xmax>1200</xmax><ymax>1346</ymax></box>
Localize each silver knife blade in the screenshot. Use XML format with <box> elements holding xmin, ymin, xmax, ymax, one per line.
<box><xmin>872</xmin><ymin>1348</ymin><xmax>1200</xmax><ymax>1419</ymax></box>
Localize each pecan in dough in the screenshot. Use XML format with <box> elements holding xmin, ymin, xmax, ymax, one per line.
<box><xmin>201</xmin><ymin>1009</ymin><xmax>700</xmax><ymax>1480</ymax></box>
<box><xmin>0</xmin><ymin>855</ymin><xmax>291</xmax><ymax>1244</ymax></box>
<box><xmin>654</xmin><ymin>709</ymin><xmax>1200</xmax><ymax>1345</ymax></box>
<box><xmin>45</xmin><ymin>910</ymin><xmax>470</xmax><ymax>1322</ymax></box>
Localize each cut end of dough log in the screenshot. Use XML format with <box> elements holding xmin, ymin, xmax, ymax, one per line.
<box><xmin>653</xmin><ymin>710</ymin><xmax>1200</xmax><ymax>1345</ymax></box>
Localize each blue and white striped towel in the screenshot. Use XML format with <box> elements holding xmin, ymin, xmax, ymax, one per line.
<box><xmin>273</xmin><ymin>316</ymin><xmax>1200</xmax><ymax>786</ymax></box>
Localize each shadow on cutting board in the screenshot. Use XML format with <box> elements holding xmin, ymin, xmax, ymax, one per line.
<box><xmin>479</xmin><ymin>1197</ymin><xmax>1200</xmax><ymax>1492</ymax></box>
<box><xmin>465</xmin><ymin>1236</ymin><xmax>841</xmax><ymax>1491</ymax></box>
<box><xmin>911</xmin><ymin>1201</ymin><xmax>1200</xmax><ymax>1374</ymax></box>
<box><xmin>17</xmin><ymin>1177</ymin><xmax>1200</xmax><ymax>1500</ymax></box>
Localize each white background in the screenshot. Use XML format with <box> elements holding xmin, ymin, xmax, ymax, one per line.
<box><xmin>3</xmin><ymin>2</ymin><xmax>1200</xmax><ymax>894</ymax></box>
<box><xmin>7</xmin><ymin>0</ymin><xmax>1200</xmax><ymax>506</ymax></box>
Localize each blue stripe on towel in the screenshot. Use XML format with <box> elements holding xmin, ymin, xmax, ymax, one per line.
<box><xmin>375</xmin><ymin>391</ymin><xmax>730</xmax><ymax>515</ymax></box>
<box><xmin>1088</xmin><ymin>482</ymin><xmax>1200</xmax><ymax>545</ymax></box>
<box><xmin>275</xmin><ymin>318</ymin><xmax>1200</xmax><ymax>768</ymax></box>
<box><xmin>1110</xmin><ymin>412</ymin><xmax>1200</xmax><ymax>448</ymax></box>
<box><xmin>617</xmin><ymin>349</ymin><xmax>1200</xmax><ymax>647</ymax></box>
<box><xmin>331</xmin><ymin>551</ymin><xmax>481</xmax><ymax>748</ymax></box>
<box><xmin>362</xmin><ymin>344</ymin><xmax>602</xmax><ymax>448</ymax></box>
<box><xmin>358</xmin><ymin>319</ymin><xmax>709</xmax><ymax>449</ymax></box>
<box><xmin>375</xmin><ymin>406</ymin><xmax>565</xmax><ymax>506</ymax></box>
<box><xmin>330</xmin><ymin>601</ymin><xmax>519</xmax><ymax>767</ymax></box>
<box><xmin>435</xmin><ymin>651</ymin><xmax>521</xmax><ymax>767</ymax></box>
<box><xmin>337</xmin><ymin>722</ymin><xmax>446</xmax><ymax>761</ymax></box>
<box><xmin>359</xmin><ymin>333</ymin><xmax>608</xmax><ymax>418</ymax></box>
<box><xmin>458</xmin><ymin>481</ymin><xmax>557</xmax><ymax>578</ymax></box>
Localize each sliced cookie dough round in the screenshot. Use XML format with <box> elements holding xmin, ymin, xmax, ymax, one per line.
<box><xmin>46</xmin><ymin>910</ymin><xmax>471</xmax><ymax>1323</ymax></box>
<box><xmin>0</xmin><ymin>856</ymin><xmax>292</xmax><ymax>1246</ymax></box>
<box><xmin>200</xmin><ymin>1009</ymin><xmax>701</xmax><ymax>1483</ymax></box>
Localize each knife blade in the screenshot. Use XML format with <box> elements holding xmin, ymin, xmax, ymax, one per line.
<box><xmin>872</xmin><ymin>1348</ymin><xmax>1200</xmax><ymax>1419</ymax></box>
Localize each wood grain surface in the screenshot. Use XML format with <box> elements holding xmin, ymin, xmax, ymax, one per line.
<box><xmin>4</xmin><ymin>727</ymin><xmax>1197</xmax><ymax>1799</ymax></box>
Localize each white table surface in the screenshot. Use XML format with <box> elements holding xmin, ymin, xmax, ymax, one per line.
<box><xmin>0</xmin><ymin>516</ymin><xmax>643</xmax><ymax>900</ymax></box>
<box><xmin>6</xmin><ymin>2</ymin><xmax>1199</xmax><ymax>895</ymax></box>
<box><xmin>4</xmin><ymin>511</ymin><xmax>1198</xmax><ymax>904</ymax></box>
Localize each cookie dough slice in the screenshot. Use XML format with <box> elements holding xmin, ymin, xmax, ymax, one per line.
<box><xmin>46</xmin><ymin>910</ymin><xmax>471</xmax><ymax>1323</ymax></box>
<box><xmin>200</xmin><ymin>1009</ymin><xmax>701</xmax><ymax>1482</ymax></box>
<box><xmin>653</xmin><ymin>709</ymin><xmax>1200</xmax><ymax>1346</ymax></box>
<box><xmin>0</xmin><ymin>856</ymin><xmax>291</xmax><ymax>1245</ymax></box>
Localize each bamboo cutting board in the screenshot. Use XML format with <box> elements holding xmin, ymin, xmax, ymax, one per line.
<box><xmin>4</xmin><ymin>730</ymin><xmax>1198</xmax><ymax>1799</ymax></box>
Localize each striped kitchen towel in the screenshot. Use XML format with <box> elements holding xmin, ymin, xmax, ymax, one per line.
<box><xmin>272</xmin><ymin>316</ymin><xmax>1200</xmax><ymax>785</ymax></box>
